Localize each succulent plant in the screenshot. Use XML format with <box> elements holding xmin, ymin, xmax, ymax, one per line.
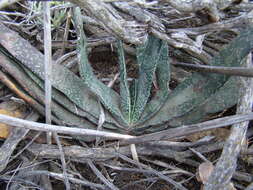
<box><xmin>0</xmin><ymin>9</ymin><xmax>253</xmax><ymax>136</ymax></box>
<box><xmin>73</xmin><ymin>8</ymin><xmax>253</xmax><ymax>134</ymax></box>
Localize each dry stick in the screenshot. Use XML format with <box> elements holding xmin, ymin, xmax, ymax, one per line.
<box><xmin>10</xmin><ymin>132</ymin><xmax>42</xmax><ymax>162</ymax></box>
<box><xmin>117</xmin><ymin>113</ymin><xmax>253</xmax><ymax>146</ymax></box>
<box><xmin>66</xmin><ymin>0</ymin><xmax>147</xmax><ymax>44</ymax></box>
<box><xmin>2</xmin><ymin>107</ymin><xmax>253</xmax><ymax>143</ymax></box>
<box><xmin>166</xmin><ymin>10</ymin><xmax>253</xmax><ymax>35</ymax></box>
<box><xmin>189</xmin><ymin>148</ymin><xmax>209</xmax><ymax>162</ymax></box>
<box><xmin>27</xmin><ymin>142</ymin><xmax>199</xmax><ymax>166</ymax></box>
<box><xmin>104</xmin><ymin>164</ymin><xmax>187</xmax><ymax>180</ymax></box>
<box><xmin>120</xmin><ymin>177</ymin><xmax>160</xmax><ymax>189</ymax></box>
<box><xmin>59</xmin><ymin>9</ymin><xmax>72</xmax><ymax>56</ymax></box>
<box><xmin>204</xmin><ymin>54</ymin><xmax>253</xmax><ymax>190</ymax></box>
<box><xmin>141</xmin><ymin>158</ymin><xmax>194</xmax><ymax>177</ymax></box>
<box><xmin>52</xmin><ymin>133</ymin><xmax>70</xmax><ymax>185</ymax></box>
<box><xmin>233</xmin><ymin>172</ymin><xmax>253</xmax><ymax>184</ymax></box>
<box><xmin>87</xmin><ymin>160</ymin><xmax>119</xmax><ymax>190</ymax></box>
<box><xmin>43</xmin><ymin>3</ymin><xmax>70</xmax><ymax>190</ymax></box>
<box><xmin>2</xmin><ymin>112</ymin><xmax>253</xmax><ymax>143</ymax></box>
<box><xmin>7</xmin><ymin>170</ymin><xmax>106</xmax><ymax>190</ymax></box>
<box><xmin>26</xmin><ymin>143</ymin><xmax>253</xmax><ymax>183</ymax></box>
<box><xmin>173</xmin><ymin>62</ymin><xmax>253</xmax><ymax>77</ymax></box>
<box><xmin>43</xmin><ymin>1</ymin><xmax>52</xmax><ymax>145</ymax></box>
<box><xmin>0</xmin><ymin>113</ymin><xmax>134</xmax><ymax>139</ymax></box>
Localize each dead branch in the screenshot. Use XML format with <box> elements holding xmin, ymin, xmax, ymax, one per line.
<box><xmin>0</xmin><ymin>113</ymin><xmax>134</xmax><ymax>139</ymax></box>
<box><xmin>43</xmin><ymin>3</ymin><xmax>70</xmax><ymax>189</ymax></box>
<box><xmin>1</xmin><ymin>111</ymin><xmax>253</xmax><ymax>145</ymax></box>
<box><xmin>43</xmin><ymin>1</ymin><xmax>53</xmax><ymax>144</ymax></box>
<box><xmin>67</xmin><ymin>0</ymin><xmax>147</xmax><ymax>44</ymax></box>
<box><xmin>118</xmin><ymin>113</ymin><xmax>253</xmax><ymax>146</ymax></box>
<box><xmin>173</xmin><ymin>62</ymin><xmax>253</xmax><ymax>77</ymax></box>
<box><xmin>162</xmin><ymin>0</ymin><xmax>238</xmax><ymax>22</ymax></box>
<box><xmin>166</xmin><ymin>10</ymin><xmax>253</xmax><ymax>35</ymax></box>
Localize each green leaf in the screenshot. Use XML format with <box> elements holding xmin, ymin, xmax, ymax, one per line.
<box><xmin>73</xmin><ymin>8</ymin><xmax>127</xmax><ymax>126</ymax></box>
<box><xmin>21</xmin><ymin>65</ymin><xmax>99</xmax><ymax>122</ymax></box>
<box><xmin>135</xmin><ymin>41</ymin><xmax>170</xmax><ymax>126</ymax></box>
<box><xmin>136</xmin><ymin>26</ymin><xmax>253</xmax><ymax>128</ymax></box>
<box><xmin>167</xmin><ymin>55</ymin><xmax>247</xmax><ymax>127</ymax></box>
<box><xmin>0</xmin><ymin>53</ymin><xmax>98</xmax><ymax>129</ymax></box>
<box><xmin>168</xmin><ymin>76</ymin><xmax>239</xmax><ymax>127</ymax></box>
<box><xmin>129</xmin><ymin>78</ymin><xmax>138</xmax><ymax>124</ymax></box>
<box><xmin>117</xmin><ymin>40</ymin><xmax>132</xmax><ymax>122</ymax></box>
<box><xmin>130</xmin><ymin>35</ymin><xmax>164</xmax><ymax>123</ymax></box>
<box><xmin>0</xmin><ymin>20</ymin><xmax>120</xmax><ymax>128</ymax></box>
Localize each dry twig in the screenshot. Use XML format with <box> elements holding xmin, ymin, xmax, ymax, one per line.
<box><xmin>173</xmin><ymin>62</ymin><xmax>253</xmax><ymax>77</ymax></box>
<box><xmin>43</xmin><ymin>3</ymin><xmax>70</xmax><ymax>189</ymax></box>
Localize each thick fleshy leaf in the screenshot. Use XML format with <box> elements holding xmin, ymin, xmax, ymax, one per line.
<box><xmin>22</xmin><ymin>65</ymin><xmax>94</xmax><ymax>118</ymax></box>
<box><xmin>73</xmin><ymin>8</ymin><xmax>127</xmax><ymax>126</ymax></box>
<box><xmin>168</xmin><ymin>76</ymin><xmax>239</xmax><ymax>127</ymax></box>
<box><xmin>0</xmin><ymin>22</ymin><xmax>119</xmax><ymax>127</ymax></box>
<box><xmin>136</xmin><ymin>26</ymin><xmax>253</xmax><ymax>128</ymax></box>
<box><xmin>131</xmin><ymin>35</ymin><xmax>164</xmax><ymax>123</ymax></box>
<box><xmin>0</xmin><ymin>52</ymin><xmax>122</xmax><ymax>139</ymax></box>
<box><xmin>129</xmin><ymin>78</ymin><xmax>138</xmax><ymax>126</ymax></box>
<box><xmin>117</xmin><ymin>40</ymin><xmax>131</xmax><ymax>122</ymax></box>
<box><xmin>136</xmin><ymin>41</ymin><xmax>170</xmax><ymax>126</ymax></box>
<box><xmin>0</xmin><ymin>54</ymin><xmax>94</xmax><ymax>127</ymax></box>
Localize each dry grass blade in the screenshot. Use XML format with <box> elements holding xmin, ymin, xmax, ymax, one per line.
<box><xmin>87</xmin><ymin>160</ymin><xmax>119</xmax><ymax>190</ymax></box>
<box><xmin>52</xmin><ymin>132</ymin><xmax>70</xmax><ymax>189</ymax></box>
